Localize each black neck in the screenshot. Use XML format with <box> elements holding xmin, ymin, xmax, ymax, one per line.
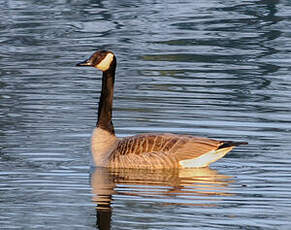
<box><xmin>97</xmin><ymin>59</ymin><xmax>116</xmax><ymax>134</ymax></box>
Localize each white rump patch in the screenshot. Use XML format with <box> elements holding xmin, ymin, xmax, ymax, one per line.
<box><xmin>96</xmin><ymin>53</ymin><xmax>114</xmax><ymax>71</ymax></box>
<box><xmin>179</xmin><ymin>147</ymin><xmax>233</xmax><ymax>168</ymax></box>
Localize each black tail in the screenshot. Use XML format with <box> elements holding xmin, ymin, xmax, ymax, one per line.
<box><xmin>218</xmin><ymin>141</ymin><xmax>248</xmax><ymax>149</ymax></box>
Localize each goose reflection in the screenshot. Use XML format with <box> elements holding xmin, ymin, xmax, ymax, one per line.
<box><xmin>90</xmin><ymin>167</ymin><xmax>234</xmax><ymax>230</ymax></box>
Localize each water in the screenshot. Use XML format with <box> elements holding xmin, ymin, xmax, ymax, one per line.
<box><xmin>1</xmin><ymin>0</ymin><xmax>291</xmax><ymax>229</ymax></box>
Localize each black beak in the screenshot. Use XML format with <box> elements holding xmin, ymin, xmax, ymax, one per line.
<box><xmin>76</xmin><ymin>59</ymin><xmax>92</xmax><ymax>67</ymax></box>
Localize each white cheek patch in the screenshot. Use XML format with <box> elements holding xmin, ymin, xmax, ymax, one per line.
<box><xmin>96</xmin><ymin>53</ymin><xmax>114</xmax><ymax>71</ymax></box>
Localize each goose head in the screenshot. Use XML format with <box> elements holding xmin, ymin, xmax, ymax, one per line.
<box><xmin>76</xmin><ymin>50</ymin><xmax>116</xmax><ymax>72</ymax></box>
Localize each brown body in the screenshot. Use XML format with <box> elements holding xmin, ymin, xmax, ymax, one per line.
<box><xmin>110</xmin><ymin>133</ymin><xmax>221</xmax><ymax>168</ymax></box>
<box><xmin>77</xmin><ymin>50</ymin><xmax>247</xmax><ymax>169</ymax></box>
<box><xmin>91</xmin><ymin>127</ymin><xmax>245</xmax><ymax>169</ymax></box>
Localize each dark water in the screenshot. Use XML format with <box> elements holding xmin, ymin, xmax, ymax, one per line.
<box><xmin>1</xmin><ymin>0</ymin><xmax>291</xmax><ymax>229</ymax></box>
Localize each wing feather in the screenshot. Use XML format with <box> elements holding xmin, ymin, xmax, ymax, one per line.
<box><xmin>108</xmin><ymin>133</ymin><xmax>223</xmax><ymax>168</ymax></box>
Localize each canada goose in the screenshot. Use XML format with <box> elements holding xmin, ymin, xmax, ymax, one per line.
<box><xmin>76</xmin><ymin>50</ymin><xmax>247</xmax><ymax>168</ymax></box>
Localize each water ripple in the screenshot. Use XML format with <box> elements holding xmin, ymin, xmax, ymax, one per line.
<box><xmin>1</xmin><ymin>0</ymin><xmax>291</xmax><ymax>229</ymax></box>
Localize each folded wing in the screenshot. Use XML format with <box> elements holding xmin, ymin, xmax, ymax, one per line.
<box><xmin>108</xmin><ymin>133</ymin><xmax>241</xmax><ymax>168</ymax></box>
